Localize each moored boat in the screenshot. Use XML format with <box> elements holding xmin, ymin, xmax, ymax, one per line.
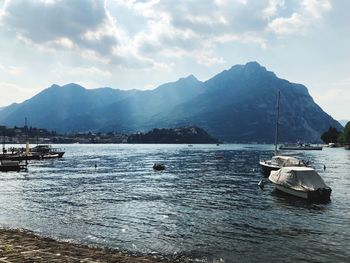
<box><xmin>269</xmin><ymin>167</ymin><xmax>331</xmax><ymax>201</ymax></box>
<box><xmin>0</xmin><ymin>144</ymin><xmax>64</xmax><ymax>161</ymax></box>
<box><xmin>259</xmin><ymin>155</ymin><xmax>307</xmax><ymax>177</ymax></box>
<box><xmin>279</xmin><ymin>143</ymin><xmax>323</xmax><ymax>150</ymax></box>
<box><xmin>258</xmin><ymin>91</ymin><xmax>306</xmax><ymax>177</ymax></box>
<box><xmin>30</xmin><ymin>145</ymin><xmax>65</xmax><ymax>158</ymax></box>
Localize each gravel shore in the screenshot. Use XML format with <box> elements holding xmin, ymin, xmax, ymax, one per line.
<box><xmin>0</xmin><ymin>228</ymin><xmax>181</xmax><ymax>263</ymax></box>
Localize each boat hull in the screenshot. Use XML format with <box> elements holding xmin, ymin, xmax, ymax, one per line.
<box><xmin>0</xmin><ymin>152</ymin><xmax>64</xmax><ymax>161</ymax></box>
<box><xmin>259</xmin><ymin>161</ymin><xmax>279</xmax><ymax>177</ymax></box>
<box><xmin>273</xmin><ymin>184</ymin><xmax>331</xmax><ymax>201</ymax></box>
<box><xmin>279</xmin><ymin>146</ymin><xmax>323</xmax><ymax>151</ymax></box>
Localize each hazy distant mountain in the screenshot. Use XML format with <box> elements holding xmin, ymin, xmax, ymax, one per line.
<box><xmin>339</xmin><ymin>120</ymin><xmax>349</xmax><ymax>127</ymax></box>
<box><xmin>0</xmin><ymin>83</ymin><xmax>135</xmax><ymax>131</ymax></box>
<box><xmin>0</xmin><ymin>62</ymin><xmax>342</xmax><ymax>142</ymax></box>
<box><xmin>93</xmin><ymin>75</ymin><xmax>204</xmax><ymax>132</ymax></box>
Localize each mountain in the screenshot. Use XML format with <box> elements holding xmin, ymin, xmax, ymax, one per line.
<box><xmin>91</xmin><ymin>75</ymin><xmax>204</xmax><ymax>132</ymax></box>
<box><xmin>339</xmin><ymin>120</ymin><xmax>349</xmax><ymax>127</ymax></box>
<box><xmin>0</xmin><ymin>83</ymin><xmax>135</xmax><ymax>132</ymax></box>
<box><xmin>148</xmin><ymin>62</ymin><xmax>341</xmax><ymax>142</ymax></box>
<box><xmin>0</xmin><ymin>62</ymin><xmax>342</xmax><ymax>142</ymax></box>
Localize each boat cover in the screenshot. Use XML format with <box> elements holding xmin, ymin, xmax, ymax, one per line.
<box><xmin>269</xmin><ymin>167</ymin><xmax>328</xmax><ymax>191</ymax></box>
<box><xmin>272</xmin><ymin>156</ymin><xmax>306</xmax><ymax>167</ymax></box>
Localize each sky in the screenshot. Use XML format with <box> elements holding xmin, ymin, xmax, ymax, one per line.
<box><xmin>0</xmin><ymin>0</ymin><xmax>349</xmax><ymax>120</ymax></box>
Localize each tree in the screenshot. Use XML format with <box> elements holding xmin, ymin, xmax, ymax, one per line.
<box><xmin>338</xmin><ymin>122</ymin><xmax>350</xmax><ymax>144</ymax></box>
<box><xmin>321</xmin><ymin>126</ymin><xmax>341</xmax><ymax>144</ymax></box>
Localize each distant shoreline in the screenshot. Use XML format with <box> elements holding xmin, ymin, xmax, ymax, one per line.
<box><xmin>0</xmin><ymin>126</ymin><xmax>220</xmax><ymax>144</ymax></box>
<box><xmin>0</xmin><ymin>228</ymin><xmax>183</xmax><ymax>263</ymax></box>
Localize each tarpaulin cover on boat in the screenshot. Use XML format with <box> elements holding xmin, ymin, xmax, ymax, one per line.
<box><xmin>269</xmin><ymin>167</ymin><xmax>328</xmax><ymax>191</ymax></box>
<box><xmin>272</xmin><ymin>156</ymin><xmax>306</xmax><ymax>167</ymax></box>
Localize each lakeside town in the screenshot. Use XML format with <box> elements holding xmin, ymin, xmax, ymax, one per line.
<box><xmin>0</xmin><ymin>125</ymin><xmax>219</xmax><ymax>145</ymax></box>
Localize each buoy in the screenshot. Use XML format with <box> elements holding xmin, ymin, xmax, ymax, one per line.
<box><xmin>153</xmin><ymin>163</ymin><xmax>165</xmax><ymax>171</ymax></box>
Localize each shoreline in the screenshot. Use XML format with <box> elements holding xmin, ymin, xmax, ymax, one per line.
<box><xmin>0</xmin><ymin>228</ymin><xmax>185</xmax><ymax>263</ymax></box>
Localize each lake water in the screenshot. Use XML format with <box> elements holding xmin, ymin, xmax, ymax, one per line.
<box><xmin>0</xmin><ymin>144</ymin><xmax>349</xmax><ymax>262</ymax></box>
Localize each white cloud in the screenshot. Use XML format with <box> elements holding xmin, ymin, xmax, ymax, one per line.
<box><xmin>268</xmin><ymin>13</ymin><xmax>305</xmax><ymax>35</ymax></box>
<box><xmin>267</xmin><ymin>0</ymin><xmax>331</xmax><ymax>35</ymax></box>
<box><xmin>302</xmin><ymin>0</ymin><xmax>331</xmax><ymax>19</ymax></box>
<box><xmin>0</xmin><ymin>82</ymin><xmax>38</xmax><ymax>106</ymax></box>
<box><xmin>0</xmin><ymin>0</ymin><xmax>334</xmax><ymax>69</ymax></box>
<box><xmin>262</xmin><ymin>0</ymin><xmax>285</xmax><ymax>19</ymax></box>
<box><xmin>105</xmin><ymin>0</ymin><xmax>274</xmax><ymax>66</ymax></box>
<box><xmin>0</xmin><ymin>64</ymin><xmax>23</xmax><ymax>75</ymax></box>
<box><xmin>68</xmin><ymin>67</ymin><xmax>112</xmax><ymax>78</ymax></box>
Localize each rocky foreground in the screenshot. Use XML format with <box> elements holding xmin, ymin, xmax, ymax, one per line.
<box><xmin>0</xmin><ymin>228</ymin><xmax>186</xmax><ymax>263</ymax></box>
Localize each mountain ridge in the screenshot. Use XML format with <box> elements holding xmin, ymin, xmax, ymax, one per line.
<box><xmin>0</xmin><ymin>62</ymin><xmax>342</xmax><ymax>142</ymax></box>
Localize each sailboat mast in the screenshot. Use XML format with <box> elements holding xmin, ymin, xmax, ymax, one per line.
<box><xmin>274</xmin><ymin>90</ymin><xmax>280</xmax><ymax>156</ymax></box>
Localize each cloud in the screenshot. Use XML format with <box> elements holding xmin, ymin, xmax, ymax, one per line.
<box><xmin>262</xmin><ymin>0</ymin><xmax>285</xmax><ymax>19</ymax></box>
<box><xmin>68</xmin><ymin>66</ymin><xmax>112</xmax><ymax>78</ymax></box>
<box><xmin>268</xmin><ymin>13</ymin><xmax>305</xmax><ymax>35</ymax></box>
<box><xmin>268</xmin><ymin>0</ymin><xmax>331</xmax><ymax>35</ymax></box>
<box><xmin>0</xmin><ymin>0</ymin><xmax>333</xmax><ymax>69</ymax></box>
<box><xmin>302</xmin><ymin>0</ymin><xmax>331</xmax><ymax>19</ymax></box>
<box><xmin>0</xmin><ymin>82</ymin><xmax>38</xmax><ymax>106</ymax></box>
<box><xmin>107</xmin><ymin>0</ymin><xmax>273</xmax><ymax>65</ymax></box>
<box><xmin>1</xmin><ymin>0</ymin><xmax>121</xmax><ymax>62</ymax></box>
<box><xmin>0</xmin><ymin>63</ymin><xmax>23</xmax><ymax>75</ymax></box>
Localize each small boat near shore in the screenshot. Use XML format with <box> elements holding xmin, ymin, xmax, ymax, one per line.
<box><xmin>31</xmin><ymin>145</ymin><xmax>65</xmax><ymax>158</ymax></box>
<box><xmin>269</xmin><ymin>167</ymin><xmax>331</xmax><ymax>201</ymax></box>
<box><xmin>279</xmin><ymin>143</ymin><xmax>323</xmax><ymax>151</ymax></box>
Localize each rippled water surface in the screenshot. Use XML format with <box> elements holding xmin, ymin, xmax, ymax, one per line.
<box><xmin>1</xmin><ymin>144</ymin><xmax>349</xmax><ymax>262</ymax></box>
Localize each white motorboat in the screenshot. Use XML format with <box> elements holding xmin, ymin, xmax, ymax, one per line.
<box><xmin>269</xmin><ymin>167</ymin><xmax>331</xmax><ymax>201</ymax></box>
<box><xmin>259</xmin><ymin>155</ymin><xmax>307</xmax><ymax>177</ymax></box>
<box><xmin>279</xmin><ymin>143</ymin><xmax>323</xmax><ymax>151</ymax></box>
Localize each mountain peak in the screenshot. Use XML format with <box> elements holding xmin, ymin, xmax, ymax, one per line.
<box><xmin>239</xmin><ymin>61</ymin><xmax>276</xmax><ymax>78</ymax></box>
<box><xmin>245</xmin><ymin>61</ymin><xmax>262</xmax><ymax>67</ymax></box>
<box><xmin>61</xmin><ymin>83</ymin><xmax>86</xmax><ymax>90</ymax></box>
<box><xmin>179</xmin><ymin>74</ymin><xmax>199</xmax><ymax>82</ymax></box>
<box><xmin>245</xmin><ymin>61</ymin><xmax>267</xmax><ymax>71</ymax></box>
<box><xmin>229</xmin><ymin>61</ymin><xmax>267</xmax><ymax>73</ymax></box>
<box><xmin>49</xmin><ymin>84</ymin><xmax>61</xmax><ymax>89</ymax></box>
